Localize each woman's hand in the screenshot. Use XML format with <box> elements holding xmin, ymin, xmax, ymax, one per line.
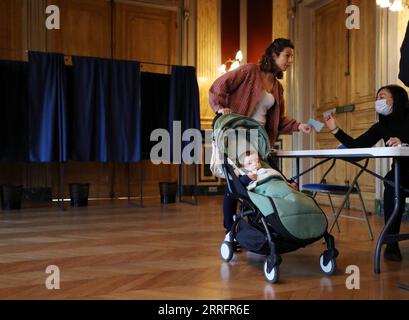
<box><xmin>217</xmin><ymin>108</ymin><xmax>232</xmax><ymax>115</ymax></box>
<box><xmin>386</xmin><ymin>137</ymin><xmax>402</xmax><ymax>147</ymax></box>
<box><xmin>324</xmin><ymin>114</ymin><xmax>338</xmax><ymax>131</ymax></box>
<box><xmin>298</xmin><ymin>123</ymin><xmax>313</xmax><ymax>134</ymax></box>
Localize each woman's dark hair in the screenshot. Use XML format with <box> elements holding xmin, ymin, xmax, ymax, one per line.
<box><xmin>259</xmin><ymin>38</ymin><xmax>294</xmax><ymax>79</ymax></box>
<box><xmin>377</xmin><ymin>84</ymin><xmax>409</xmax><ymax>121</ymax></box>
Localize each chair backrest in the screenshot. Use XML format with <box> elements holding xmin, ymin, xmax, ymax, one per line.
<box><xmin>313</xmin><ymin>145</ymin><xmax>369</xmax><ymax>186</ymax></box>
<box><xmin>335</xmin><ymin>144</ymin><xmax>370</xmax><ymax>189</ymax></box>
<box><xmin>337</xmin><ymin>144</ymin><xmax>366</xmax><ymax>163</ymax></box>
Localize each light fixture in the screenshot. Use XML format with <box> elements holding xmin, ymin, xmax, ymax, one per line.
<box><xmin>390</xmin><ymin>0</ymin><xmax>404</xmax><ymax>11</ymax></box>
<box><xmin>376</xmin><ymin>0</ymin><xmax>408</xmax><ymax>11</ymax></box>
<box><xmin>377</xmin><ymin>0</ymin><xmax>391</xmax><ymax>8</ymax></box>
<box><xmin>218</xmin><ymin>50</ymin><xmax>243</xmax><ymax>74</ymax></box>
<box><xmin>235</xmin><ymin>50</ymin><xmax>243</xmax><ymax>62</ymax></box>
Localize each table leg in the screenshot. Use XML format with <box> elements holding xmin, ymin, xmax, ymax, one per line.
<box><xmin>59</xmin><ymin>161</ymin><xmax>65</xmax><ymax>211</ymax></box>
<box><xmin>296</xmin><ymin>157</ymin><xmax>300</xmax><ymax>191</ymax></box>
<box><xmin>374</xmin><ymin>157</ymin><xmax>400</xmax><ymax>273</ymax></box>
<box><xmin>127</xmin><ymin>162</ymin><xmax>130</xmax><ymax>204</ymax></box>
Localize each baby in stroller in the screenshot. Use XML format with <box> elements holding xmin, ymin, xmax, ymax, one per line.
<box><xmin>238</xmin><ymin>150</ymin><xmax>297</xmax><ymax>191</ymax></box>
<box><xmin>215</xmin><ymin>113</ymin><xmax>339</xmax><ymax>283</ymax></box>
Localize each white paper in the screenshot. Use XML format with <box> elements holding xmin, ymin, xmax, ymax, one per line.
<box><xmin>323</xmin><ymin>108</ymin><xmax>336</xmax><ymax>118</ymax></box>
<box><xmin>307</xmin><ymin>118</ymin><xmax>324</xmax><ymax>132</ymax></box>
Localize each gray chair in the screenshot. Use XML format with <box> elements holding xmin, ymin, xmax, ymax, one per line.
<box><xmin>302</xmin><ymin>145</ymin><xmax>374</xmax><ymax>240</ymax></box>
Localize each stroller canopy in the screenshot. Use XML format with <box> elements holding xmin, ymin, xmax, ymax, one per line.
<box><xmin>213</xmin><ymin>113</ymin><xmax>271</xmax><ymax>164</ymax></box>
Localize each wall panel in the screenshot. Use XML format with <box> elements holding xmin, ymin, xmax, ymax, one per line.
<box><xmin>114</xmin><ymin>2</ymin><xmax>177</xmax><ymax>73</ymax></box>
<box><xmin>197</xmin><ymin>0</ymin><xmax>219</xmax><ymax>129</ymax></box>
<box><xmin>314</xmin><ymin>0</ymin><xmax>376</xmax><ymax>212</ymax></box>
<box><xmin>349</xmin><ymin>0</ymin><xmax>376</xmax><ymax>104</ymax></box>
<box><xmin>0</xmin><ymin>0</ymin><xmax>24</xmax><ymax>60</ymax></box>
<box><xmin>46</xmin><ymin>0</ymin><xmax>112</xmax><ymax>58</ymax></box>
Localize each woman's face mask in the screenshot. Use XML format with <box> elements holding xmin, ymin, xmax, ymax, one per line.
<box><xmin>375</xmin><ymin>99</ymin><xmax>393</xmax><ymax>116</ymax></box>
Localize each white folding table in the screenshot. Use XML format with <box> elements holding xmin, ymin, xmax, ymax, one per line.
<box><xmin>276</xmin><ymin>146</ymin><xmax>409</xmax><ymax>274</ymax></box>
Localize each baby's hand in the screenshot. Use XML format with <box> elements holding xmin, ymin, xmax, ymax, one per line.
<box><xmin>289</xmin><ymin>182</ymin><xmax>298</xmax><ymax>190</ymax></box>
<box><xmin>248</xmin><ymin>173</ymin><xmax>258</xmax><ymax>181</ymax></box>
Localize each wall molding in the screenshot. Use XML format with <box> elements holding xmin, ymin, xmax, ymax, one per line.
<box><xmin>114</xmin><ymin>0</ymin><xmax>179</xmax><ymax>11</ymax></box>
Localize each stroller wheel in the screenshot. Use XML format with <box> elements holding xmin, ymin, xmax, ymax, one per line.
<box><xmin>263</xmin><ymin>259</ymin><xmax>279</xmax><ymax>283</ymax></box>
<box><xmin>220</xmin><ymin>241</ymin><xmax>233</xmax><ymax>262</ymax></box>
<box><xmin>319</xmin><ymin>254</ymin><xmax>336</xmax><ymax>275</ymax></box>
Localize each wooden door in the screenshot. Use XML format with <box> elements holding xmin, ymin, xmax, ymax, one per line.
<box><xmin>345</xmin><ymin>0</ymin><xmax>377</xmax><ymax>212</ymax></box>
<box><xmin>315</xmin><ymin>0</ymin><xmax>348</xmax><ymax>111</ymax></box>
<box><xmin>314</xmin><ymin>0</ymin><xmax>376</xmax><ymax>211</ymax></box>
<box><xmin>114</xmin><ymin>3</ymin><xmax>177</xmax><ymax>73</ymax></box>
<box><xmin>314</xmin><ymin>0</ymin><xmax>348</xmax><ymax>206</ymax></box>
<box><xmin>349</xmin><ymin>0</ymin><xmax>376</xmax><ymax>105</ymax></box>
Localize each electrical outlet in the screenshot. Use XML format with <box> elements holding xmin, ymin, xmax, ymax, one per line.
<box><xmin>208</xmin><ymin>187</ymin><xmax>218</xmax><ymax>192</ymax></box>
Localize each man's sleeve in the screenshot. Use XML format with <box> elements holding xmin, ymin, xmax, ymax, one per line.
<box><xmin>399</xmin><ymin>21</ymin><xmax>409</xmax><ymax>87</ymax></box>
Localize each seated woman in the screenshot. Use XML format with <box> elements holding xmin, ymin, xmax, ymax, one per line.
<box><xmin>324</xmin><ymin>84</ymin><xmax>409</xmax><ymax>261</ymax></box>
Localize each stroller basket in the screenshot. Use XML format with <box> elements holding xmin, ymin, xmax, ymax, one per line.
<box><xmin>236</xmin><ymin>219</ymin><xmax>269</xmax><ymax>254</ymax></box>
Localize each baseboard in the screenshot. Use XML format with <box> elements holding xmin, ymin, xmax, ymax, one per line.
<box><xmin>22</xmin><ymin>187</ymin><xmax>52</xmax><ymax>202</ymax></box>
<box><xmin>181</xmin><ymin>185</ymin><xmax>224</xmax><ymax>196</ymax></box>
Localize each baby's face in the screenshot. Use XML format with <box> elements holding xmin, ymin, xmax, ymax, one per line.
<box><xmin>243</xmin><ymin>153</ymin><xmax>261</xmax><ymax>171</ymax></box>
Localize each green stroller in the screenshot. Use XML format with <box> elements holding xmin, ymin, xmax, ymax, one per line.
<box><xmin>213</xmin><ymin>113</ymin><xmax>338</xmax><ymax>283</ymax></box>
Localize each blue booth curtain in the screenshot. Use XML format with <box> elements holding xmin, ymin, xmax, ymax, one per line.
<box><xmin>168</xmin><ymin>66</ymin><xmax>200</xmax><ymax>162</ymax></box>
<box><xmin>2</xmin><ymin>53</ymin><xmax>142</xmax><ymax>163</ymax></box>
<box><xmin>68</xmin><ymin>56</ymin><xmax>110</xmax><ymax>161</ymax></box>
<box><xmin>28</xmin><ymin>52</ymin><xmax>67</xmax><ymax>162</ymax></box>
<box><xmin>68</xmin><ymin>56</ymin><xmax>141</xmax><ymax>162</ymax></box>
<box><xmin>108</xmin><ymin>60</ymin><xmax>141</xmax><ymax>162</ymax></box>
<box><xmin>0</xmin><ymin>60</ymin><xmax>28</xmax><ymax>161</ymax></box>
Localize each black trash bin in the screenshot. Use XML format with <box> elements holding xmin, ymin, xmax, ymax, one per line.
<box><xmin>159</xmin><ymin>181</ymin><xmax>178</xmax><ymax>204</ymax></box>
<box><xmin>69</xmin><ymin>183</ymin><xmax>90</xmax><ymax>207</ymax></box>
<box><xmin>1</xmin><ymin>185</ymin><xmax>23</xmax><ymax>211</ymax></box>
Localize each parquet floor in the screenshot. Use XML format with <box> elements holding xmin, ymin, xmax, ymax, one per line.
<box><xmin>0</xmin><ymin>196</ymin><xmax>408</xmax><ymax>300</ymax></box>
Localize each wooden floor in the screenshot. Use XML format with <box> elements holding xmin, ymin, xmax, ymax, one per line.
<box><xmin>0</xmin><ymin>196</ymin><xmax>409</xmax><ymax>300</ymax></box>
